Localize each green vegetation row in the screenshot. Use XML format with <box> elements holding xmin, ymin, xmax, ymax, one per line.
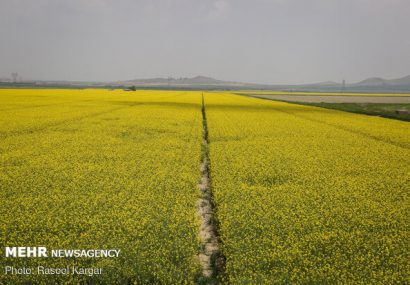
<box><xmin>290</xmin><ymin>102</ymin><xmax>410</xmax><ymax>122</ymax></box>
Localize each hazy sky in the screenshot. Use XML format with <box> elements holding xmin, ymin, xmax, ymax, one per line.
<box><xmin>1</xmin><ymin>0</ymin><xmax>409</xmax><ymax>84</ymax></box>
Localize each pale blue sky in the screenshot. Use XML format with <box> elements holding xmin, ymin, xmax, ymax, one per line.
<box><xmin>1</xmin><ymin>0</ymin><xmax>409</xmax><ymax>84</ymax></box>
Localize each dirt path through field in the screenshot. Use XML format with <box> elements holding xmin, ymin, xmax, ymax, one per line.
<box><xmin>197</xmin><ymin>93</ymin><xmax>225</xmax><ymax>283</ymax></box>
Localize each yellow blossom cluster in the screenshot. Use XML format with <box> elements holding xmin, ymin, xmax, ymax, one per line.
<box><xmin>0</xmin><ymin>89</ymin><xmax>203</xmax><ymax>283</ymax></box>
<box><xmin>206</xmin><ymin>92</ymin><xmax>409</xmax><ymax>284</ymax></box>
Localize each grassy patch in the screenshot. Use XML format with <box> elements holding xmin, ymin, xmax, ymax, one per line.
<box><xmin>300</xmin><ymin>103</ymin><xmax>410</xmax><ymax>122</ymax></box>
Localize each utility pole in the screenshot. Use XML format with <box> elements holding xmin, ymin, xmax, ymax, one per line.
<box><xmin>11</xmin><ymin>73</ymin><xmax>18</xmax><ymax>83</ymax></box>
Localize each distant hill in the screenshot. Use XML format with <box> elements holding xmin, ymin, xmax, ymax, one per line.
<box><xmin>114</xmin><ymin>75</ymin><xmax>250</xmax><ymax>86</ymax></box>
<box><xmin>115</xmin><ymin>74</ymin><xmax>410</xmax><ymax>89</ymax></box>
<box><xmin>353</xmin><ymin>75</ymin><xmax>410</xmax><ymax>87</ymax></box>
<box><xmin>354</xmin><ymin>77</ymin><xmax>387</xmax><ymax>86</ymax></box>
<box><xmin>1</xmin><ymin>74</ymin><xmax>410</xmax><ymax>92</ymax></box>
<box><xmin>388</xmin><ymin>75</ymin><xmax>410</xmax><ymax>86</ymax></box>
<box><xmin>306</xmin><ymin>81</ymin><xmax>341</xmax><ymax>87</ymax></box>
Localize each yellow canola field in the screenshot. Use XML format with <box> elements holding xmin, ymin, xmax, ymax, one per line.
<box><xmin>0</xmin><ymin>89</ymin><xmax>203</xmax><ymax>283</ymax></box>
<box><xmin>1</xmin><ymin>89</ymin><xmax>409</xmax><ymax>284</ymax></box>
<box><xmin>205</xmin><ymin>92</ymin><xmax>410</xmax><ymax>284</ymax></box>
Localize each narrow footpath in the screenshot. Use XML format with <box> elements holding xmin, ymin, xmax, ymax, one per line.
<box><xmin>197</xmin><ymin>93</ymin><xmax>225</xmax><ymax>284</ymax></box>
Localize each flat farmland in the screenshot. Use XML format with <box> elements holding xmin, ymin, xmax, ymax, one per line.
<box><xmin>241</xmin><ymin>94</ymin><xmax>410</xmax><ymax>103</ymax></box>
<box><xmin>235</xmin><ymin>91</ymin><xmax>410</xmax><ymax>97</ymax></box>
<box><xmin>0</xmin><ymin>89</ymin><xmax>203</xmax><ymax>283</ymax></box>
<box><xmin>206</xmin><ymin>93</ymin><xmax>409</xmax><ymax>283</ymax></box>
<box><xmin>1</xmin><ymin>89</ymin><xmax>409</xmax><ymax>284</ymax></box>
